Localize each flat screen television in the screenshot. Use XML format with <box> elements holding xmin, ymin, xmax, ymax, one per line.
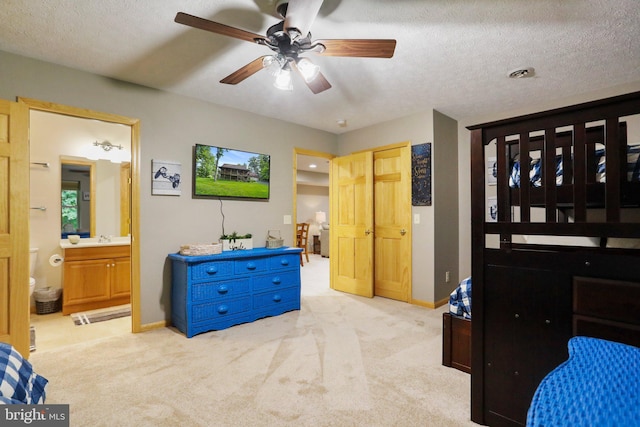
<box><xmin>193</xmin><ymin>144</ymin><xmax>270</xmax><ymax>200</ymax></box>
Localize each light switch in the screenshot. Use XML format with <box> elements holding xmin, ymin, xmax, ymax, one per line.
<box><xmin>283</xmin><ymin>215</ymin><xmax>292</xmax><ymax>225</ymax></box>
<box><xmin>414</xmin><ymin>214</ymin><xmax>420</xmax><ymax>224</ymax></box>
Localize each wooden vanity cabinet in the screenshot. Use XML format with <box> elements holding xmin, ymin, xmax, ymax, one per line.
<box><xmin>62</xmin><ymin>245</ymin><xmax>131</xmax><ymax>314</ymax></box>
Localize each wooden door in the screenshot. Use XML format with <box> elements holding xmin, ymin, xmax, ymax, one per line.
<box><xmin>0</xmin><ymin>100</ymin><xmax>30</xmax><ymax>356</ymax></box>
<box><xmin>330</xmin><ymin>152</ymin><xmax>374</xmax><ymax>297</ymax></box>
<box><xmin>373</xmin><ymin>146</ymin><xmax>412</xmax><ymax>301</ymax></box>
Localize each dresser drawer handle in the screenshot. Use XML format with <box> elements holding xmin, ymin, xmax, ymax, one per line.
<box><xmin>217</xmin><ymin>285</ymin><xmax>228</xmax><ymax>294</ymax></box>
<box><xmin>272</xmin><ymin>294</ymin><xmax>282</xmax><ymax>302</ymax></box>
<box><xmin>280</xmin><ymin>258</ymin><xmax>289</xmax><ymax>266</ymax></box>
<box><xmin>217</xmin><ymin>305</ymin><xmax>228</xmax><ymax>314</ymax></box>
<box><xmin>246</xmin><ymin>262</ymin><xmax>257</xmax><ymax>270</ymax></box>
<box><xmin>272</xmin><ymin>277</ymin><xmax>281</xmax><ymax>285</ymax></box>
<box><xmin>206</xmin><ymin>266</ymin><xmax>218</xmax><ymax>275</ymax></box>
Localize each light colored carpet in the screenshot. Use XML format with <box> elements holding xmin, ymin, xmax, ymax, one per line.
<box><xmin>29</xmin><ymin>255</ymin><xmax>474</xmax><ymax>426</ymax></box>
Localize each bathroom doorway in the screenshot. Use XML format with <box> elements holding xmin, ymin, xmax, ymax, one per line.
<box><xmin>22</xmin><ymin>98</ymin><xmax>140</xmax><ymax>351</ymax></box>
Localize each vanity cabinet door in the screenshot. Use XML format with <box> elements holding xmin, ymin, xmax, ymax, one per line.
<box><xmin>63</xmin><ymin>259</ymin><xmax>110</xmax><ymax>314</ymax></box>
<box><xmin>110</xmin><ymin>257</ymin><xmax>131</xmax><ymax>298</ymax></box>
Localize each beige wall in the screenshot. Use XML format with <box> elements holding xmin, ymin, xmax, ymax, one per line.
<box><xmin>1</xmin><ymin>50</ymin><xmax>337</xmax><ymax>324</ymax></box>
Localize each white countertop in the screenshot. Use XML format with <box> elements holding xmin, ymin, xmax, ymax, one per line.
<box><xmin>60</xmin><ymin>236</ymin><xmax>131</xmax><ymax>249</ymax></box>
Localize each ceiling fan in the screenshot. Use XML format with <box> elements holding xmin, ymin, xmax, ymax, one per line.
<box><xmin>174</xmin><ymin>0</ymin><xmax>396</xmax><ymax>94</ymax></box>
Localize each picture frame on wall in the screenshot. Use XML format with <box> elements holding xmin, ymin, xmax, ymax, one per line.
<box><xmin>411</xmin><ymin>143</ymin><xmax>432</xmax><ymax>206</ymax></box>
<box><xmin>152</xmin><ymin>160</ymin><xmax>182</xmax><ymax>196</ymax></box>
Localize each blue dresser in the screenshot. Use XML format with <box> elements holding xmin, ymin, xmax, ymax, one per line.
<box><xmin>169</xmin><ymin>247</ymin><xmax>303</xmax><ymax>338</ymax></box>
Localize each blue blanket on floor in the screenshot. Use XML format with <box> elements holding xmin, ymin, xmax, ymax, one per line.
<box><xmin>527</xmin><ymin>336</ymin><xmax>640</xmax><ymax>427</ymax></box>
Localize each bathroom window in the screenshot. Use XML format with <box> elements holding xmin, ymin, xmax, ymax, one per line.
<box><xmin>61</xmin><ymin>181</ymin><xmax>80</xmax><ymax>232</ymax></box>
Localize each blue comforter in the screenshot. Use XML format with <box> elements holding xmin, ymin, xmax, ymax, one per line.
<box><xmin>527</xmin><ymin>336</ymin><xmax>640</xmax><ymax>427</ymax></box>
<box><xmin>0</xmin><ymin>342</ymin><xmax>48</xmax><ymax>404</ymax></box>
<box><xmin>448</xmin><ymin>276</ymin><xmax>472</xmax><ymax>319</ymax></box>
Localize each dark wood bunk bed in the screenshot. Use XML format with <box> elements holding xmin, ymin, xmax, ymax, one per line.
<box><xmin>467</xmin><ymin>91</ymin><xmax>640</xmax><ymax>426</ymax></box>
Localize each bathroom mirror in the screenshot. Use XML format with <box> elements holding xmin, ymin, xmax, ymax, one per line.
<box><xmin>60</xmin><ymin>157</ymin><xmax>130</xmax><ymax>238</ymax></box>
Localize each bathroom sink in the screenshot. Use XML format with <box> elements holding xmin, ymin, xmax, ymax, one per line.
<box><xmin>60</xmin><ymin>235</ymin><xmax>131</xmax><ymax>249</ymax></box>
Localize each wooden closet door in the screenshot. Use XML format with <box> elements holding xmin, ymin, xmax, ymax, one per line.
<box><xmin>0</xmin><ymin>100</ymin><xmax>29</xmax><ymax>356</ymax></box>
<box><xmin>373</xmin><ymin>146</ymin><xmax>411</xmax><ymax>302</ymax></box>
<box><xmin>330</xmin><ymin>152</ymin><xmax>374</xmax><ymax>297</ymax></box>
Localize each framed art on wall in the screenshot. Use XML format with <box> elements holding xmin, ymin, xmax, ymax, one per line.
<box><xmin>152</xmin><ymin>160</ymin><xmax>181</xmax><ymax>196</ymax></box>
<box><xmin>411</xmin><ymin>143</ymin><xmax>432</xmax><ymax>206</ymax></box>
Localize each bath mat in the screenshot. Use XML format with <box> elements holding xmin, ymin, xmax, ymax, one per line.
<box><xmin>71</xmin><ymin>305</ymin><xmax>131</xmax><ymax>326</ymax></box>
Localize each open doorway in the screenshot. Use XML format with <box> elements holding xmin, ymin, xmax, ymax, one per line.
<box><xmin>293</xmin><ymin>148</ymin><xmax>333</xmax><ymax>288</ymax></box>
<box><xmin>22</xmin><ymin>98</ymin><xmax>140</xmax><ymax>352</ymax></box>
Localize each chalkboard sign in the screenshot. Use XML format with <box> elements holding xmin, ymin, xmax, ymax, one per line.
<box><xmin>412</xmin><ymin>143</ymin><xmax>431</xmax><ymax>206</ymax></box>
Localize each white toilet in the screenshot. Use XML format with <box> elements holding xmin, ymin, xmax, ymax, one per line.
<box><xmin>29</xmin><ymin>248</ymin><xmax>38</xmax><ymax>296</ymax></box>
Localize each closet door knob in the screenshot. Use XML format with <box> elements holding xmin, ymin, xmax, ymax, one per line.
<box><xmin>365</xmin><ymin>229</ymin><xmax>373</xmax><ymax>236</ymax></box>
<box><xmin>400</xmin><ymin>229</ymin><xmax>407</xmax><ymax>236</ymax></box>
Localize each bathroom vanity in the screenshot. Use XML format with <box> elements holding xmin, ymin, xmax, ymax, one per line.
<box><xmin>60</xmin><ymin>237</ymin><xmax>131</xmax><ymax>315</ymax></box>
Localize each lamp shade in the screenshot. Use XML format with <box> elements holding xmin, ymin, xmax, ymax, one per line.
<box><xmin>315</xmin><ymin>211</ymin><xmax>326</xmax><ymax>224</ymax></box>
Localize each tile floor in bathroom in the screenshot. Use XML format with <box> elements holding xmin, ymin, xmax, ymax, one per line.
<box><xmin>30</xmin><ymin>309</ymin><xmax>131</xmax><ymax>353</ymax></box>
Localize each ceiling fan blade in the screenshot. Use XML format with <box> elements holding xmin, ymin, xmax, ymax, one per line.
<box><xmin>175</xmin><ymin>12</ymin><xmax>266</xmax><ymax>44</ymax></box>
<box><xmin>292</xmin><ymin>61</ymin><xmax>332</xmax><ymax>94</ymax></box>
<box><xmin>283</xmin><ymin>0</ymin><xmax>324</xmax><ymax>40</ymax></box>
<box><xmin>315</xmin><ymin>39</ymin><xmax>396</xmax><ymax>58</ymax></box>
<box><xmin>303</xmin><ymin>71</ymin><xmax>332</xmax><ymax>94</ymax></box>
<box><xmin>220</xmin><ymin>56</ymin><xmax>268</xmax><ymax>85</ymax></box>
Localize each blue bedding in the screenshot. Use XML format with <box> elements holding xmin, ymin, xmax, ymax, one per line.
<box><xmin>526</xmin><ymin>336</ymin><xmax>640</xmax><ymax>427</ymax></box>
<box><xmin>509</xmin><ymin>144</ymin><xmax>640</xmax><ymax>188</ymax></box>
<box><xmin>448</xmin><ymin>276</ymin><xmax>471</xmax><ymax>319</ymax></box>
<box><xmin>0</xmin><ymin>342</ymin><xmax>48</xmax><ymax>404</ymax></box>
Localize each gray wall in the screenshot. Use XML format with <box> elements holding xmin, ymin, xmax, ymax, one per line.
<box><xmin>1</xmin><ymin>50</ymin><xmax>337</xmax><ymax>324</ymax></box>
<box><xmin>433</xmin><ymin>110</ymin><xmax>459</xmax><ymax>302</ymax></box>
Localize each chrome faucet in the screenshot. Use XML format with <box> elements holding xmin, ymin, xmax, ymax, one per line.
<box><xmin>99</xmin><ymin>234</ymin><xmax>112</xmax><ymax>243</ymax></box>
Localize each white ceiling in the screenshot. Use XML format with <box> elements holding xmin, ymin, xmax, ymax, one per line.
<box><xmin>2</xmin><ymin>1</ymin><xmax>639</xmax><ymax>134</ymax></box>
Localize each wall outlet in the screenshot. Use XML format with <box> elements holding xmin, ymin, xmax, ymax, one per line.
<box><xmin>445</xmin><ymin>271</ymin><xmax>450</xmax><ymax>283</ymax></box>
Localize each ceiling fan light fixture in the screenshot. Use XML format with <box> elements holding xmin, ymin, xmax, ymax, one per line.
<box><xmin>297</xmin><ymin>58</ymin><xmax>320</xmax><ymax>82</ymax></box>
<box><xmin>273</xmin><ymin>67</ymin><xmax>293</xmax><ymax>91</ymax></box>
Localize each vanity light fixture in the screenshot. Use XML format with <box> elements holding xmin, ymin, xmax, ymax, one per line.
<box><xmin>93</xmin><ymin>140</ymin><xmax>123</xmax><ymax>151</ymax></box>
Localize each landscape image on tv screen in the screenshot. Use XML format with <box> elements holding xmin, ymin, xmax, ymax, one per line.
<box><xmin>193</xmin><ymin>144</ymin><xmax>270</xmax><ymax>200</ymax></box>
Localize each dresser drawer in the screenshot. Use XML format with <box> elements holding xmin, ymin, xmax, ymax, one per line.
<box><xmin>192</xmin><ymin>297</ymin><xmax>252</xmax><ymax>322</ymax></box>
<box><xmin>252</xmin><ymin>271</ymin><xmax>300</xmax><ymax>293</ymax></box>
<box><xmin>574</xmin><ymin>276</ymin><xmax>640</xmax><ymax>324</ymax></box>
<box><xmin>253</xmin><ymin>287</ymin><xmax>300</xmax><ymax>310</ymax></box>
<box><xmin>234</xmin><ymin>258</ymin><xmax>267</xmax><ymax>275</ymax></box>
<box><xmin>191</xmin><ymin>278</ymin><xmax>250</xmax><ymax>302</ymax></box>
<box><xmin>268</xmin><ymin>253</ymin><xmax>299</xmax><ymax>270</ymax></box>
<box><xmin>192</xmin><ymin>261</ymin><xmax>233</xmax><ymax>281</ymax></box>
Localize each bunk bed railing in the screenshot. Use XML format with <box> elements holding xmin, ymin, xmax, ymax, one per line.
<box><xmin>473</xmin><ymin>92</ymin><xmax>640</xmax><ymax>247</ymax></box>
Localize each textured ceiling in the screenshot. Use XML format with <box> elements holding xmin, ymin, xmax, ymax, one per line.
<box><xmin>1</xmin><ymin>0</ymin><xmax>639</xmax><ymax>134</ymax></box>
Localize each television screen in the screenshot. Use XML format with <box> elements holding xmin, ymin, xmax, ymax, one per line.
<box><xmin>193</xmin><ymin>144</ymin><xmax>270</xmax><ymax>200</ymax></box>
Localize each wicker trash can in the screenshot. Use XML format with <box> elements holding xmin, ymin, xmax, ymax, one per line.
<box><xmin>33</xmin><ymin>287</ymin><xmax>62</xmax><ymax>314</ymax></box>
